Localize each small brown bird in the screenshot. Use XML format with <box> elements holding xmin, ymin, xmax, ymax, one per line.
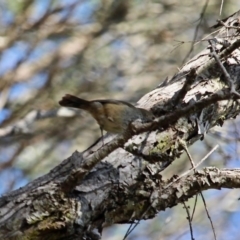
<box><xmin>59</xmin><ymin>94</ymin><xmax>154</xmax><ymax>134</ymax></box>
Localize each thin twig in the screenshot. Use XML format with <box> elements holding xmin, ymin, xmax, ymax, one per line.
<box><xmin>182</xmin><ymin>201</ymin><xmax>195</xmax><ymax>240</ymax></box>
<box><xmin>209</xmin><ymin>40</ymin><xmax>240</xmax><ymax>98</ymax></box>
<box><xmin>190</xmin><ymin>195</ymin><xmax>198</xmax><ymax>222</ymax></box>
<box><xmin>217</xmin><ymin>19</ymin><xmax>240</xmax><ymax>30</ymax></box>
<box><xmin>219</xmin><ymin>0</ymin><xmax>224</xmax><ymax>15</ymax></box>
<box><xmin>180</xmin><ymin>139</ymin><xmax>196</xmax><ymax>168</ymax></box>
<box><xmin>123</xmin><ymin>221</ymin><xmax>140</xmax><ymax>240</ymax></box>
<box><xmin>182</xmin><ymin>0</ymin><xmax>209</xmax><ymax>64</ymax></box>
<box><xmin>180</xmin><ymin>141</ymin><xmax>217</xmax><ymax>240</ymax></box>
<box><xmin>200</xmin><ymin>193</ymin><xmax>217</xmax><ymax>240</ymax></box>
<box><xmin>196</xmin><ymin>38</ymin><xmax>240</xmax><ymax>77</ymax></box>
<box><xmin>164</xmin><ymin>145</ymin><xmax>219</xmax><ymax>189</ymax></box>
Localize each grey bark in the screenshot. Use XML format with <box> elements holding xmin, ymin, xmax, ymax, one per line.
<box><xmin>1</xmin><ymin>11</ymin><xmax>240</xmax><ymax>240</ymax></box>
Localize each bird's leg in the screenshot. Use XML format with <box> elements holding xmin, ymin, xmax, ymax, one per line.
<box><xmin>100</xmin><ymin>127</ymin><xmax>104</xmax><ymax>146</ymax></box>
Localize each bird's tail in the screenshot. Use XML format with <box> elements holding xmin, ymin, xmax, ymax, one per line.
<box><xmin>59</xmin><ymin>94</ymin><xmax>90</xmax><ymax>109</ymax></box>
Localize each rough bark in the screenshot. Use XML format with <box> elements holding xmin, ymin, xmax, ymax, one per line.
<box><xmin>1</xmin><ymin>11</ymin><xmax>240</xmax><ymax>240</ymax></box>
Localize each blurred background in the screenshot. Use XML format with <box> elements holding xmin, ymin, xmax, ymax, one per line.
<box><xmin>0</xmin><ymin>0</ymin><xmax>239</xmax><ymax>239</ymax></box>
